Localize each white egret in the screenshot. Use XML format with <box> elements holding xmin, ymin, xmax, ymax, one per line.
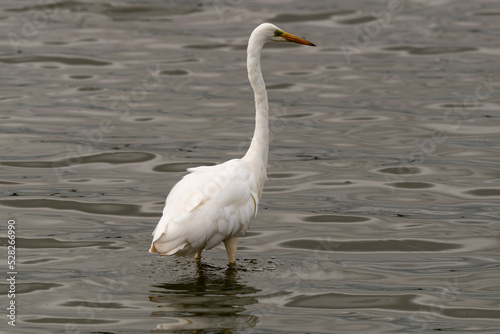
<box><xmin>149</xmin><ymin>23</ymin><xmax>315</xmax><ymax>264</ymax></box>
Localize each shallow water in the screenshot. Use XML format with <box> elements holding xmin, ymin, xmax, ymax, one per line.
<box><xmin>1</xmin><ymin>0</ymin><xmax>500</xmax><ymax>333</ymax></box>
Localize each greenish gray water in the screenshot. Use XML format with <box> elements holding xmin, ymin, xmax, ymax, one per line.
<box><xmin>1</xmin><ymin>0</ymin><xmax>500</xmax><ymax>333</ymax></box>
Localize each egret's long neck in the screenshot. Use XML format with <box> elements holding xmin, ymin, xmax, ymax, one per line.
<box><xmin>243</xmin><ymin>35</ymin><xmax>269</xmax><ymax>171</ymax></box>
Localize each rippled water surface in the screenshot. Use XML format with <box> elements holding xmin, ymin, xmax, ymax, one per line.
<box><xmin>1</xmin><ymin>0</ymin><xmax>500</xmax><ymax>333</ymax></box>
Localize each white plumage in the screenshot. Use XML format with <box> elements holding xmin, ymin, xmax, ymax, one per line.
<box><xmin>150</xmin><ymin>159</ymin><xmax>259</xmax><ymax>256</ymax></box>
<box><xmin>149</xmin><ymin>23</ymin><xmax>315</xmax><ymax>264</ymax></box>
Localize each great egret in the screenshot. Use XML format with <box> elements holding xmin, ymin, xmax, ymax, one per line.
<box><xmin>149</xmin><ymin>23</ymin><xmax>315</xmax><ymax>264</ymax></box>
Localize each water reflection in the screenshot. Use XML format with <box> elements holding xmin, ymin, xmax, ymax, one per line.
<box><xmin>149</xmin><ymin>265</ymin><xmax>260</xmax><ymax>333</ymax></box>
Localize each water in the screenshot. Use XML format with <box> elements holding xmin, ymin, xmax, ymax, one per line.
<box><xmin>1</xmin><ymin>0</ymin><xmax>500</xmax><ymax>333</ymax></box>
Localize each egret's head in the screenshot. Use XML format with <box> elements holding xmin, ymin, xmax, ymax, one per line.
<box><xmin>253</xmin><ymin>23</ymin><xmax>316</xmax><ymax>47</ymax></box>
<box><xmin>271</xmin><ymin>27</ymin><xmax>316</xmax><ymax>46</ymax></box>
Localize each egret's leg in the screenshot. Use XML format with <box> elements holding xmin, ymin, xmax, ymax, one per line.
<box><xmin>224</xmin><ymin>236</ymin><xmax>237</xmax><ymax>264</ymax></box>
<box><xmin>195</xmin><ymin>249</ymin><xmax>202</xmax><ymax>260</ymax></box>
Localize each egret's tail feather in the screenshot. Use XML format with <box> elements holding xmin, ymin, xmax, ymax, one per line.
<box><xmin>149</xmin><ymin>238</ymin><xmax>196</xmax><ymax>256</ymax></box>
<box><xmin>149</xmin><ymin>243</ymin><xmax>158</xmax><ymax>253</ymax></box>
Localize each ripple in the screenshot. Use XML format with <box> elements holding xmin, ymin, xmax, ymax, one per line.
<box><xmin>474</xmin><ymin>11</ymin><xmax>500</xmax><ymax>16</ymax></box>
<box><xmin>384</xmin><ymin>46</ymin><xmax>477</xmax><ymax>55</ymax></box>
<box><xmin>338</xmin><ymin>16</ymin><xmax>377</xmax><ymax>25</ymax></box>
<box><xmin>185</xmin><ymin>44</ymin><xmax>228</xmax><ymax>50</ymax></box>
<box><xmin>25</xmin><ymin>317</ymin><xmax>116</xmax><ymax>324</ymax></box>
<box><xmin>160</xmin><ymin>69</ymin><xmax>189</xmax><ymax>75</ymax></box>
<box><xmin>0</xmin><ymin>237</ymin><xmax>119</xmax><ymax>249</ymax></box>
<box><xmin>279</xmin><ymin>112</ymin><xmax>314</xmax><ymax>119</ymax></box>
<box><xmin>1</xmin><ymin>161</ymin><xmax>54</xmax><ymax>168</ymax></box>
<box><xmin>280</xmin><ymin>239</ymin><xmax>461</xmax><ymax>252</ymax></box>
<box><xmin>267</xmin><ymin>83</ymin><xmax>295</xmax><ymax>90</ymax></box>
<box><xmin>154</xmin><ymin>162</ymin><xmax>215</xmax><ymax>173</ymax></box>
<box><xmin>268</xmin><ymin>172</ymin><xmax>297</xmax><ymax>179</ymax></box>
<box><xmin>303</xmin><ymin>215</ymin><xmax>369</xmax><ymax>223</ymax></box>
<box><xmin>389</xmin><ymin>182</ymin><xmax>434</xmax><ymax>189</ymax></box>
<box><xmin>285</xmin><ymin>292</ymin><xmax>500</xmax><ymax>319</ymax></box>
<box><xmin>286</xmin><ymin>292</ymin><xmax>419</xmax><ymax>311</ymax></box>
<box><xmin>2</xmin><ymin>152</ymin><xmax>156</xmax><ymax>168</ymax></box>
<box><xmin>102</xmin><ymin>4</ymin><xmax>201</xmax><ymax>20</ymax></box>
<box><xmin>77</xmin><ymin>87</ymin><xmax>102</xmax><ymax>91</ymax></box>
<box><xmin>0</xmin><ymin>282</ymin><xmax>62</xmax><ymax>295</ymax></box>
<box><xmin>74</xmin><ymin>152</ymin><xmax>156</xmax><ymax>165</ymax></box>
<box><xmin>23</xmin><ymin>258</ymin><xmax>58</xmax><ymax>265</ymax></box>
<box><xmin>465</xmin><ymin>189</ymin><xmax>500</xmax><ymax>197</ymax></box>
<box><xmin>271</xmin><ymin>11</ymin><xmax>355</xmax><ymax>23</ymax></box>
<box><xmin>6</xmin><ymin>1</ymin><xmax>201</xmax><ymax>20</ymax></box>
<box><xmin>69</xmin><ymin>75</ymin><xmax>93</xmax><ymax>80</ymax></box>
<box><xmin>61</xmin><ymin>300</ymin><xmax>134</xmax><ymax>309</ymax></box>
<box><xmin>0</xmin><ymin>198</ymin><xmax>156</xmax><ymax>217</ymax></box>
<box><xmin>0</xmin><ymin>180</ymin><xmax>20</xmax><ymax>185</ymax></box>
<box><xmin>0</xmin><ymin>55</ymin><xmax>112</xmax><ymax>66</ymax></box>
<box><xmin>163</xmin><ymin>58</ymin><xmax>200</xmax><ymax>64</ymax></box>
<box><xmin>379</xmin><ymin>167</ymin><xmax>421</xmax><ymax>175</ymax></box>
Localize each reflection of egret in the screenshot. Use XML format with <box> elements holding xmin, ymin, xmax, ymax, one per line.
<box><xmin>149</xmin><ymin>23</ymin><xmax>315</xmax><ymax>264</ymax></box>
<box><xmin>149</xmin><ymin>266</ymin><xmax>261</xmax><ymax>332</ymax></box>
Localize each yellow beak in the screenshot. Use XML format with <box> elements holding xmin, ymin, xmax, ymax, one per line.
<box><xmin>282</xmin><ymin>32</ymin><xmax>316</xmax><ymax>46</ymax></box>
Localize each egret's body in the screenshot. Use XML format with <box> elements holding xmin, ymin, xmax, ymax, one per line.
<box><xmin>149</xmin><ymin>23</ymin><xmax>315</xmax><ymax>263</ymax></box>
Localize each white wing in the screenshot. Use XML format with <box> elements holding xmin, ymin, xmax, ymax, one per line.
<box><xmin>149</xmin><ymin>159</ymin><xmax>259</xmax><ymax>256</ymax></box>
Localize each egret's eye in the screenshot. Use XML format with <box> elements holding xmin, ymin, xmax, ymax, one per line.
<box><xmin>274</xmin><ymin>30</ymin><xmax>284</xmax><ymax>37</ymax></box>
